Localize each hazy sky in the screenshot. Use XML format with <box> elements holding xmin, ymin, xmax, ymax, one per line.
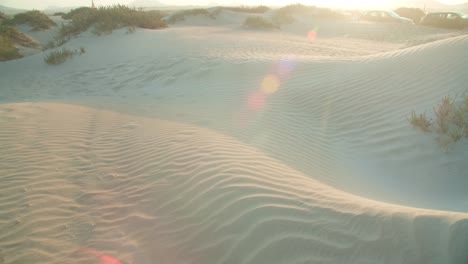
<box><xmin>1</xmin><ymin>0</ymin><xmax>466</xmax><ymax>10</ymax></box>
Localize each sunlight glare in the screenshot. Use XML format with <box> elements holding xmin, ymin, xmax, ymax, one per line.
<box><xmin>261</xmin><ymin>74</ymin><xmax>281</xmax><ymax>94</ymax></box>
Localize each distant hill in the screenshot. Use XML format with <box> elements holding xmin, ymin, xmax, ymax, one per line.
<box><xmin>0</xmin><ymin>5</ymin><xmax>27</xmax><ymax>14</ymax></box>
<box><xmin>130</xmin><ymin>0</ymin><xmax>166</xmax><ymax>7</ymax></box>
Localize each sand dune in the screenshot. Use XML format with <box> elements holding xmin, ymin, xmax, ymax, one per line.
<box><xmin>1</xmin><ymin>14</ymin><xmax>468</xmax><ymax>264</ymax></box>
<box><xmin>0</xmin><ymin>103</ymin><xmax>467</xmax><ymax>264</ymax></box>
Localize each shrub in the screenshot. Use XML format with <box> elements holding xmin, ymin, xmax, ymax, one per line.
<box><xmin>167</xmin><ymin>9</ymin><xmax>215</xmax><ymax>24</ymax></box>
<box><xmin>434</xmin><ymin>96</ymin><xmax>454</xmax><ymax>133</ymax></box>
<box><xmin>0</xmin><ymin>11</ymin><xmax>7</xmax><ymax>20</ymax></box>
<box><xmin>223</xmin><ymin>6</ymin><xmax>271</xmax><ymax>14</ymax></box>
<box><xmin>0</xmin><ymin>36</ymin><xmax>22</xmax><ymax>61</ymax></box>
<box><xmin>272</xmin><ymin>4</ymin><xmax>345</xmax><ymax>25</ymax></box>
<box><xmin>62</xmin><ymin>7</ymin><xmax>95</xmax><ymax>20</ymax></box>
<box><xmin>44</xmin><ymin>48</ymin><xmax>84</xmax><ymax>65</ymax></box>
<box><xmin>410</xmin><ymin>93</ymin><xmax>468</xmax><ymax>147</ymax></box>
<box><xmin>408</xmin><ymin>110</ymin><xmax>432</xmax><ymax>132</ymax></box>
<box><xmin>244</xmin><ymin>16</ymin><xmax>278</xmax><ymax>30</ymax></box>
<box><xmin>0</xmin><ymin>24</ymin><xmax>42</xmax><ymax>61</ymax></box>
<box><xmin>55</xmin><ymin>5</ymin><xmax>166</xmax><ymax>44</ymax></box>
<box><xmin>0</xmin><ymin>24</ymin><xmax>41</xmax><ymax>48</ymax></box>
<box><xmin>394</xmin><ymin>7</ymin><xmax>425</xmax><ymax>24</ymax></box>
<box><xmin>4</xmin><ymin>10</ymin><xmax>56</xmax><ymax>31</ymax></box>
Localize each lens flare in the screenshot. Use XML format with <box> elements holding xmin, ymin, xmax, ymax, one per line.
<box><xmin>78</xmin><ymin>247</ymin><xmax>123</xmax><ymax>264</ymax></box>
<box><xmin>248</xmin><ymin>91</ymin><xmax>266</xmax><ymax>111</ymax></box>
<box><xmin>307</xmin><ymin>30</ymin><xmax>317</xmax><ymax>41</ymax></box>
<box><xmin>261</xmin><ymin>74</ymin><xmax>281</xmax><ymax>94</ymax></box>
<box><xmin>277</xmin><ymin>58</ymin><xmax>297</xmax><ymax>79</ymax></box>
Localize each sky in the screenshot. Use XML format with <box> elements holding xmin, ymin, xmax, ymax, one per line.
<box><xmin>0</xmin><ymin>0</ymin><xmax>466</xmax><ymax>10</ymax></box>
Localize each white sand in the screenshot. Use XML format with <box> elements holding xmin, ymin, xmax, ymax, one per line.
<box><xmin>1</xmin><ymin>12</ymin><xmax>468</xmax><ymax>264</ymax></box>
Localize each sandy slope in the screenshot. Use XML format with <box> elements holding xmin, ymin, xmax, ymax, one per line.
<box><xmin>1</xmin><ymin>16</ymin><xmax>468</xmax><ymax>264</ymax></box>
<box><xmin>0</xmin><ymin>102</ymin><xmax>467</xmax><ymax>264</ymax></box>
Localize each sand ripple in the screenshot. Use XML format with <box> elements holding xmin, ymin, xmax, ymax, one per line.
<box><xmin>0</xmin><ymin>103</ymin><xmax>467</xmax><ymax>264</ymax></box>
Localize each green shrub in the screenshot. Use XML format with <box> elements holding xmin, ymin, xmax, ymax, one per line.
<box><xmin>223</xmin><ymin>6</ymin><xmax>270</xmax><ymax>13</ymax></box>
<box><xmin>44</xmin><ymin>47</ymin><xmax>84</xmax><ymax>65</ymax></box>
<box><xmin>0</xmin><ymin>36</ymin><xmax>22</xmax><ymax>61</ymax></box>
<box><xmin>55</xmin><ymin>5</ymin><xmax>166</xmax><ymax>45</ymax></box>
<box><xmin>410</xmin><ymin>93</ymin><xmax>468</xmax><ymax>147</ymax></box>
<box><xmin>4</xmin><ymin>10</ymin><xmax>56</xmax><ymax>31</ymax></box>
<box><xmin>244</xmin><ymin>16</ymin><xmax>278</xmax><ymax>30</ymax></box>
<box><xmin>167</xmin><ymin>9</ymin><xmax>215</xmax><ymax>24</ymax></box>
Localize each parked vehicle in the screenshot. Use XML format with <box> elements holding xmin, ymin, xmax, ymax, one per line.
<box><xmin>361</xmin><ymin>10</ymin><xmax>414</xmax><ymax>24</ymax></box>
<box><xmin>420</xmin><ymin>12</ymin><xmax>468</xmax><ymax>29</ymax></box>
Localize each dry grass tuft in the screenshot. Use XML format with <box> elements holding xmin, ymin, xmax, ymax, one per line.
<box><xmin>409</xmin><ymin>111</ymin><xmax>432</xmax><ymax>132</ymax></box>
<box><xmin>410</xmin><ymin>93</ymin><xmax>468</xmax><ymax>148</ymax></box>
<box><xmin>43</xmin><ymin>47</ymin><xmax>85</xmax><ymax>65</ymax></box>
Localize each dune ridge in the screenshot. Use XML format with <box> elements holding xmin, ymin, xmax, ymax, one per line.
<box><xmin>0</xmin><ymin>103</ymin><xmax>467</xmax><ymax>264</ymax></box>
<box><xmin>1</xmin><ymin>13</ymin><xmax>468</xmax><ymax>263</ymax></box>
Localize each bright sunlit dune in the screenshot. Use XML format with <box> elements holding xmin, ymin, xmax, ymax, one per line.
<box><xmin>1</xmin><ymin>4</ymin><xmax>468</xmax><ymax>264</ymax></box>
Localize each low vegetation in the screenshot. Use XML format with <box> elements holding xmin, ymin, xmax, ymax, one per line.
<box><xmin>244</xmin><ymin>16</ymin><xmax>278</xmax><ymax>30</ymax></box>
<box><xmin>222</xmin><ymin>6</ymin><xmax>271</xmax><ymax>14</ymax></box>
<box><xmin>272</xmin><ymin>4</ymin><xmax>345</xmax><ymax>26</ymax></box>
<box><xmin>409</xmin><ymin>94</ymin><xmax>468</xmax><ymax>147</ymax></box>
<box><xmin>394</xmin><ymin>7</ymin><xmax>425</xmax><ymax>24</ymax></box>
<box><xmin>61</xmin><ymin>7</ymin><xmax>94</xmax><ymax>20</ymax></box>
<box><xmin>166</xmin><ymin>8</ymin><xmax>215</xmax><ymax>24</ymax></box>
<box><xmin>54</xmin><ymin>5</ymin><xmax>167</xmax><ymax>45</ymax></box>
<box><xmin>3</xmin><ymin>10</ymin><xmax>56</xmax><ymax>31</ymax></box>
<box><xmin>52</xmin><ymin>12</ymin><xmax>66</xmax><ymax>16</ymax></box>
<box><xmin>0</xmin><ymin>11</ymin><xmax>7</xmax><ymax>20</ymax></box>
<box><xmin>43</xmin><ymin>47</ymin><xmax>85</xmax><ymax>65</ymax></box>
<box><xmin>0</xmin><ymin>24</ymin><xmax>40</xmax><ymax>47</ymax></box>
<box><xmin>0</xmin><ymin>24</ymin><xmax>41</xmax><ymax>61</ymax></box>
<box><xmin>409</xmin><ymin>111</ymin><xmax>432</xmax><ymax>132</ymax></box>
<box><xmin>0</xmin><ymin>36</ymin><xmax>21</xmax><ymax>61</ymax></box>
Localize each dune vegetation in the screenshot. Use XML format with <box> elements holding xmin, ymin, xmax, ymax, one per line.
<box><xmin>166</xmin><ymin>8</ymin><xmax>215</xmax><ymax>24</ymax></box>
<box><xmin>54</xmin><ymin>5</ymin><xmax>167</xmax><ymax>46</ymax></box>
<box><xmin>3</xmin><ymin>10</ymin><xmax>56</xmax><ymax>31</ymax></box>
<box><xmin>244</xmin><ymin>16</ymin><xmax>278</xmax><ymax>30</ymax></box>
<box><xmin>0</xmin><ymin>24</ymin><xmax>41</xmax><ymax>61</ymax></box>
<box><xmin>410</xmin><ymin>93</ymin><xmax>468</xmax><ymax>146</ymax></box>
<box><xmin>43</xmin><ymin>47</ymin><xmax>85</xmax><ymax>65</ymax></box>
<box><xmin>0</xmin><ymin>35</ymin><xmax>21</xmax><ymax>61</ymax></box>
<box><xmin>272</xmin><ymin>4</ymin><xmax>346</xmax><ymax>25</ymax></box>
<box><xmin>222</xmin><ymin>6</ymin><xmax>271</xmax><ymax>14</ymax></box>
<box><xmin>0</xmin><ymin>24</ymin><xmax>40</xmax><ymax>47</ymax></box>
<box><xmin>0</xmin><ymin>11</ymin><xmax>7</xmax><ymax>21</ymax></box>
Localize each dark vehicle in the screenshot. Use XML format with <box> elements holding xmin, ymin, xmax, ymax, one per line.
<box><xmin>420</xmin><ymin>12</ymin><xmax>468</xmax><ymax>29</ymax></box>
<box><xmin>361</xmin><ymin>10</ymin><xmax>414</xmax><ymax>24</ymax></box>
